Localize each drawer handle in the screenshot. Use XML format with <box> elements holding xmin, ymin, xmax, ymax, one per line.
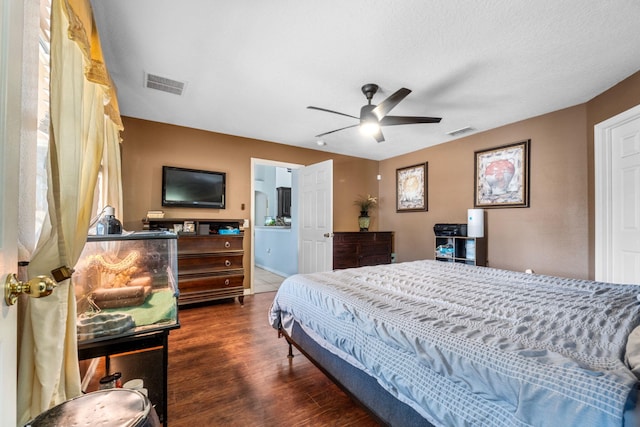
<box><xmin>224</xmin><ymin>241</ymin><xmax>231</xmax><ymax>248</ymax></box>
<box><xmin>224</xmin><ymin>278</ymin><xmax>230</xmax><ymax>286</ymax></box>
<box><xmin>225</xmin><ymin>260</ymin><xmax>232</xmax><ymax>267</ymax></box>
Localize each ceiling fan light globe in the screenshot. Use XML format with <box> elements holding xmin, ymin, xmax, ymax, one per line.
<box><xmin>360</xmin><ymin>121</ymin><xmax>380</xmax><ymax>136</ymax></box>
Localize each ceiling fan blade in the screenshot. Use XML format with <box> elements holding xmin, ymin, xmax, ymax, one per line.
<box><xmin>314</xmin><ymin>124</ymin><xmax>359</xmax><ymax>138</ymax></box>
<box><xmin>373</xmin><ymin>128</ymin><xmax>385</xmax><ymax>143</ymax></box>
<box><xmin>307</xmin><ymin>106</ymin><xmax>359</xmax><ymax>120</ymax></box>
<box><xmin>371</xmin><ymin>88</ymin><xmax>411</xmax><ymax>120</ymax></box>
<box><xmin>380</xmin><ymin>115</ymin><xmax>442</xmax><ymax>126</ymax></box>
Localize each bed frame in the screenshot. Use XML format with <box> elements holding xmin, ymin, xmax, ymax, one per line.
<box><xmin>279</xmin><ymin>322</ymin><xmax>434</xmax><ymax>427</ymax></box>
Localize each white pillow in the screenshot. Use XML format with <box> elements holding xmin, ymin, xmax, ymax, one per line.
<box><xmin>625</xmin><ymin>325</ymin><xmax>640</xmax><ymax>376</ymax></box>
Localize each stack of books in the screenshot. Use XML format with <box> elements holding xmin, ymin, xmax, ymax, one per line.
<box><xmin>146</xmin><ymin>210</ymin><xmax>165</xmax><ymax>219</ymax></box>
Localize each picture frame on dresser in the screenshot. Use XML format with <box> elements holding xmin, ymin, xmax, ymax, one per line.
<box><xmin>182</xmin><ymin>221</ymin><xmax>195</xmax><ymax>233</ymax></box>
<box><xmin>396</xmin><ymin>162</ymin><xmax>428</xmax><ymax>212</ymax></box>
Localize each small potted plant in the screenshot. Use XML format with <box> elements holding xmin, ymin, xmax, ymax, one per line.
<box><xmin>354</xmin><ymin>194</ymin><xmax>377</xmax><ymax>231</ymax></box>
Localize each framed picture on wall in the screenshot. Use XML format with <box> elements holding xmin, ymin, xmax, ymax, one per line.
<box><xmin>396</xmin><ymin>162</ymin><xmax>428</xmax><ymax>212</ymax></box>
<box><xmin>474</xmin><ymin>139</ymin><xmax>530</xmax><ymax>208</ymax></box>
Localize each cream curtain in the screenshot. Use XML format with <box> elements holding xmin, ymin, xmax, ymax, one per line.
<box><xmin>17</xmin><ymin>0</ymin><xmax>123</xmax><ymax>423</ymax></box>
<box><xmin>102</xmin><ymin>119</ymin><xmax>124</xmax><ymax>218</ymax></box>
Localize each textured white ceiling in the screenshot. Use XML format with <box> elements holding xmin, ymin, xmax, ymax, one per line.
<box><xmin>91</xmin><ymin>0</ymin><xmax>640</xmax><ymax>160</ymax></box>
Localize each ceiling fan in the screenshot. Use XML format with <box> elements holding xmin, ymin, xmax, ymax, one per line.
<box><xmin>308</xmin><ymin>83</ymin><xmax>441</xmax><ymax>143</ymax></box>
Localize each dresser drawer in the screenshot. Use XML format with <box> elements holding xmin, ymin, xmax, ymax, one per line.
<box><xmin>178</xmin><ymin>272</ymin><xmax>244</xmax><ymax>292</ymax></box>
<box><xmin>359</xmin><ymin>254</ymin><xmax>392</xmax><ymax>266</ymax></box>
<box><xmin>178</xmin><ymin>235</ymin><xmax>243</xmax><ymax>254</ymax></box>
<box><xmin>360</xmin><ymin>241</ymin><xmax>392</xmax><ymax>256</ymax></box>
<box><xmin>177</xmin><ymin>275</ymin><xmax>244</xmax><ymax>305</ymax></box>
<box><xmin>333</xmin><ymin>233</ymin><xmax>370</xmax><ymax>244</ymax></box>
<box><xmin>333</xmin><ymin>257</ymin><xmax>358</xmax><ymax>269</ymax></box>
<box><xmin>333</xmin><ymin>242</ymin><xmax>358</xmax><ymax>257</ymax></box>
<box><xmin>178</xmin><ymin>253</ymin><xmax>243</xmax><ymax>274</ymax></box>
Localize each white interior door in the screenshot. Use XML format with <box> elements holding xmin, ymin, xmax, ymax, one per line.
<box><xmin>611</xmin><ymin>114</ymin><xmax>640</xmax><ymax>283</ymax></box>
<box><xmin>1</xmin><ymin>0</ymin><xmax>26</xmax><ymax>423</ymax></box>
<box><xmin>298</xmin><ymin>159</ymin><xmax>333</xmax><ymax>274</ymax></box>
<box><xmin>595</xmin><ymin>104</ymin><xmax>640</xmax><ymax>284</ymax></box>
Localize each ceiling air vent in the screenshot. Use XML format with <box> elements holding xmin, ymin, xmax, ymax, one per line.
<box><xmin>446</xmin><ymin>126</ymin><xmax>474</xmax><ymax>137</ymax></box>
<box><xmin>145</xmin><ymin>73</ymin><xmax>186</xmax><ymax>95</ymax></box>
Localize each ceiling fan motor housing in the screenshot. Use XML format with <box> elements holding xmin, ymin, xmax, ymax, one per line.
<box><xmin>360</xmin><ymin>104</ymin><xmax>378</xmax><ymax>124</ymax></box>
<box><xmin>361</xmin><ymin>83</ymin><xmax>379</xmax><ymax>103</ymax></box>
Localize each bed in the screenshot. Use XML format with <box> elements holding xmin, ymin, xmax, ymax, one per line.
<box><xmin>268</xmin><ymin>260</ymin><xmax>640</xmax><ymax>426</ymax></box>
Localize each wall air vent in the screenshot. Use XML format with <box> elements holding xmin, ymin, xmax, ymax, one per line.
<box><xmin>145</xmin><ymin>73</ymin><xmax>186</xmax><ymax>95</ymax></box>
<box><xmin>446</xmin><ymin>126</ymin><xmax>474</xmax><ymax>137</ymax></box>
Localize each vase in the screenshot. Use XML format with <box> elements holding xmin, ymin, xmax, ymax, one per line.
<box><xmin>484</xmin><ymin>159</ymin><xmax>515</xmax><ymax>195</ymax></box>
<box><xmin>358</xmin><ymin>211</ymin><xmax>370</xmax><ymax>231</ymax></box>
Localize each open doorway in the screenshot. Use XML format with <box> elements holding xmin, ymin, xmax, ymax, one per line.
<box><xmin>250</xmin><ymin>158</ymin><xmax>302</xmax><ymax>293</ymax></box>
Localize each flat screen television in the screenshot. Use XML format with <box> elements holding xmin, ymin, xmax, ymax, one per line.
<box><xmin>162</xmin><ymin>166</ymin><xmax>226</xmax><ymax>209</ymax></box>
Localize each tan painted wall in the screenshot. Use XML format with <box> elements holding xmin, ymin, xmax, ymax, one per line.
<box><xmin>121</xmin><ymin>118</ymin><xmax>380</xmax><ymax>230</ymax></box>
<box><xmin>120</xmin><ymin>118</ymin><xmax>379</xmax><ymax>287</ymax></box>
<box><xmin>379</xmin><ymin>105</ymin><xmax>589</xmax><ymax>278</ymax></box>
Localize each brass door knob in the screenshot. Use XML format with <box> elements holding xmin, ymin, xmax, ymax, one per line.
<box><xmin>4</xmin><ymin>273</ymin><xmax>56</xmax><ymax>306</ymax></box>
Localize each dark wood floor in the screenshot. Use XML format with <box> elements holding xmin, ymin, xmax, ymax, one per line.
<box><xmin>166</xmin><ymin>292</ymin><xmax>380</xmax><ymax>426</ymax></box>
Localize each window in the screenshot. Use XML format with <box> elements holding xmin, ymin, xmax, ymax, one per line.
<box><xmin>36</xmin><ymin>0</ymin><xmax>106</xmax><ymax>235</ymax></box>
<box><xmin>35</xmin><ymin>0</ymin><xmax>51</xmax><ymax>239</ymax></box>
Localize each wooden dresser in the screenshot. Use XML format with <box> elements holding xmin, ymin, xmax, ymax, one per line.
<box><xmin>145</xmin><ymin>218</ymin><xmax>245</xmax><ymax>305</ymax></box>
<box><xmin>333</xmin><ymin>231</ymin><xmax>393</xmax><ymax>269</ymax></box>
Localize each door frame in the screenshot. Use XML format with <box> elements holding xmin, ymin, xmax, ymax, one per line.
<box><xmin>594</xmin><ymin>103</ymin><xmax>640</xmax><ymax>282</ymax></box>
<box><xmin>1</xmin><ymin>0</ymin><xmax>33</xmax><ymax>423</ymax></box>
<box><xmin>250</xmin><ymin>158</ymin><xmax>302</xmax><ymax>293</ymax></box>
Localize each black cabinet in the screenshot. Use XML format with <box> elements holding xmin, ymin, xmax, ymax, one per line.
<box><xmin>78</xmin><ymin>327</ymin><xmax>177</xmax><ymax>426</ymax></box>
<box><xmin>277</xmin><ymin>187</ymin><xmax>291</xmax><ymax>217</ymax></box>
<box><xmin>333</xmin><ymin>232</ymin><xmax>393</xmax><ymax>269</ymax></box>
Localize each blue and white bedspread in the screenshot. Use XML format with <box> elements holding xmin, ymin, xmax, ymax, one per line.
<box><xmin>268</xmin><ymin>260</ymin><xmax>640</xmax><ymax>427</ymax></box>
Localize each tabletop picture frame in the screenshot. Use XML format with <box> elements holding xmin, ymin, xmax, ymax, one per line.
<box><xmin>396</xmin><ymin>162</ymin><xmax>428</xmax><ymax>212</ymax></box>
<box><xmin>474</xmin><ymin>139</ymin><xmax>530</xmax><ymax>208</ymax></box>
<box><xmin>182</xmin><ymin>220</ymin><xmax>196</xmax><ymax>234</ymax></box>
